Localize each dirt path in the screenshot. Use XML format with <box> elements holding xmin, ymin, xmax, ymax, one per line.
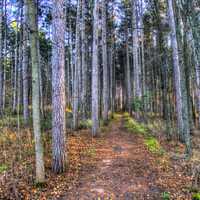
<box><xmin>63</xmin><ymin>117</ymin><xmax>191</xmax><ymax>200</ymax></box>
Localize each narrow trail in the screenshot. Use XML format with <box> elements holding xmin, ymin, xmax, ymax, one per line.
<box><xmin>64</xmin><ymin>116</ymin><xmax>191</xmax><ymax>200</ymax></box>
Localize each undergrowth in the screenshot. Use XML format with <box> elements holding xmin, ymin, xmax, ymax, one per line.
<box><xmin>145</xmin><ymin>137</ymin><xmax>165</xmax><ymax>155</ymax></box>
<box><xmin>123</xmin><ymin>113</ymin><xmax>164</xmax><ymax>155</ymax></box>
<box><xmin>162</xmin><ymin>191</ymin><xmax>170</xmax><ymax>200</ymax></box>
<box><xmin>192</xmin><ymin>193</ymin><xmax>200</xmax><ymax>200</ymax></box>
<box><xmin>0</xmin><ymin>164</ymin><xmax>8</xmax><ymax>173</ymax></box>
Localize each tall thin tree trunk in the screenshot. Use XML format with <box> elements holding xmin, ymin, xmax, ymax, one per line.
<box><xmin>81</xmin><ymin>0</ymin><xmax>87</xmax><ymax>120</ymax></box>
<box><xmin>102</xmin><ymin>0</ymin><xmax>109</xmax><ymax>123</ymax></box>
<box><xmin>73</xmin><ymin>0</ymin><xmax>81</xmax><ymax>130</ymax></box>
<box><xmin>22</xmin><ymin>2</ymin><xmax>29</xmax><ymax>124</ymax></box>
<box><xmin>168</xmin><ymin>0</ymin><xmax>191</xmax><ymax>154</ymax></box>
<box><xmin>132</xmin><ymin>0</ymin><xmax>141</xmax><ymax>99</ymax></box>
<box><xmin>126</xmin><ymin>28</ymin><xmax>132</xmax><ymax>114</ymax></box>
<box><xmin>52</xmin><ymin>0</ymin><xmax>67</xmax><ymax>173</ymax></box>
<box><xmin>69</xmin><ymin>21</ymin><xmax>74</xmax><ymax>106</ymax></box>
<box><xmin>13</xmin><ymin>32</ymin><xmax>18</xmax><ymax>113</ymax></box>
<box><xmin>26</xmin><ymin>0</ymin><xmax>45</xmax><ymax>183</ymax></box>
<box><xmin>2</xmin><ymin>0</ymin><xmax>7</xmax><ymax>111</ymax></box>
<box><xmin>0</xmin><ymin>0</ymin><xmax>3</xmax><ymax>115</ymax></box>
<box><xmin>92</xmin><ymin>0</ymin><xmax>99</xmax><ymax>136</ymax></box>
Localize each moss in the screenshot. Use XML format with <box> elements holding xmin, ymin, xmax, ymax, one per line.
<box><xmin>123</xmin><ymin>112</ymin><xmax>130</xmax><ymax>119</ymax></box>
<box><xmin>79</xmin><ymin>119</ymin><xmax>93</xmax><ymax>129</ymax></box>
<box><xmin>144</xmin><ymin>137</ymin><xmax>165</xmax><ymax>155</ymax></box>
<box><xmin>124</xmin><ymin>117</ymin><xmax>148</xmax><ymax>135</ymax></box>
<box><xmin>0</xmin><ymin>116</ymin><xmax>24</xmax><ymax>127</ymax></box>
<box><xmin>0</xmin><ymin>164</ymin><xmax>8</xmax><ymax>173</ymax></box>
<box><xmin>112</xmin><ymin>113</ymin><xmax>121</xmax><ymax>121</ymax></box>
<box><xmin>34</xmin><ymin>181</ymin><xmax>47</xmax><ymax>188</ymax></box>
<box><xmin>192</xmin><ymin>193</ymin><xmax>200</xmax><ymax>200</ymax></box>
<box><xmin>41</xmin><ymin>114</ymin><xmax>52</xmax><ymax>130</ymax></box>
<box><xmin>162</xmin><ymin>192</ymin><xmax>170</xmax><ymax>200</ymax></box>
<box><xmin>84</xmin><ymin>147</ymin><xmax>96</xmax><ymax>157</ymax></box>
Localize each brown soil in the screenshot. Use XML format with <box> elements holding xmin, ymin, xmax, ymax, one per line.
<box><xmin>62</xmin><ymin>117</ymin><xmax>192</xmax><ymax>200</ymax></box>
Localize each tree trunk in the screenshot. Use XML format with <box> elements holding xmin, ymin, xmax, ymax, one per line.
<box><xmin>0</xmin><ymin>0</ymin><xmax>3</xmax><ymax>115</ymax></box>
<box><xmin>92</xmin><ymin>0</ymin><xmax>100</xmax><ymax>136</ymax></box>
<box><xmin>52</xmin><ymin>0</ymin><xmax>67</xmax><ymax>173</ymax></box>
<box><xmin>26</xmin><ymin>0</ymin><xmax>45</xmax><ymax>183</ymax></box>
<box><xmin>102</xmin><ymin>0</ymin><xmax>109</xmax><ymax>123</ymax></box>
<box><xmin>2</xmin><ymin>0</ymin><xmax>7</xmax><ymax>111</ymax></box>
<box><xmin>22</xmin><ymin>2</ymin><xmax>29</xmax><ymax>124</ymax></box>
<box><xmin>168</xmin><ymin>0</ymin><xmax>191</xmax><ymax>154</ymax></box>
<box><xmin>81</xmin><ymin>0</ymin><xmax>87</xmax><ymax>120</ymax></box>
<box><xmin>13</xmin><ymin>32</ymin><xmax>18</xmax><ymax>113</ymax></box>
<box><xmin>126</xmin><ymin>28</ymin><xmax>132</xmax><ymax>114</ymax></box>
<box><xmin>73</xmin><ymin>0</ymin><xmax>81</xmax><ymax>130</ymax></box>
<box><xmin>132</xmin><ymin>0</ymin><xmax>141</xmax><ymax>99</ymax></box>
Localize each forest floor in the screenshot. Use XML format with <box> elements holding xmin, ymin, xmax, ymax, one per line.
<box><xmin>0</xmin><ymin>113</ymin><xmax>198</xmax><ymax>199</ymax></box>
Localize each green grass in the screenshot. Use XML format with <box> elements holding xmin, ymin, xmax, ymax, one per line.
<box><xmin>162</xmin><ymin>192</ymin><xmax>170</xmax><ymax>200</ymax></box>
<box><xmin>83</xmin><ymin>147</ymin><xmax>96</xmax><ymax>157</ymax></box>
<box><xmin>123</xmin><ymin>113</ymin><xmax>165</xmax><ymax>156</ymax></box>
<box><xmin>0</xmin><ymin>116</ymin><xmax>24</xmax><ymax>127</ymax></box>
<box><xmin>79</xmin><ymin>119</ymin><xmax>93</xmax><ymax>129</ymax></box>
<box><xmin>192</xmin><ymin>193</ymin><xmax>200</xmax><ymax>200</ymax></box>
<box><xmin>145</xmin><ymin>137</ymin><xmax>165</xmax><ymax>155</ymax></box>
<box><xmin>0</xmin><ymin>164</ymin><xmax>8</xmax><ymax>173</ymax></box>
<box><xmin>124</xmin><ymin>116</ymin><xmax>148</xmax><ymax>135</ymax></box>
<box><xmin>111</xmin><ymin>113</ymin><xmax>121</xmax><ymax>121</ymax></box>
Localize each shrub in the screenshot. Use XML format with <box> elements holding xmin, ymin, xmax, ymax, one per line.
<box><xmin>192</xmin><ymin>193</ymin><xmax>200</xmax><ymax>200</ymax></box>
<box><xmin>145</xmin><ymin>137</ymin><xmax>165</xmax><ymax>155</ymax></box>
<box><xmin>0</xmin><ymin>164</ymin><xmax>8</xmax><ymax>173</ymax></box>
<box><xmin>124</xmin><ymin>117</ymin><xmax>148</xmax><ymax>135</ymax></box>
<box><xmin>162</xmin><ymin>192</ymin><xmax>170</xmax><ymax>200</ymax></box>
<box><xmin>79</xmin><ymin>119</ymin><xmax>93</xmax><ymax>129</ymax></box>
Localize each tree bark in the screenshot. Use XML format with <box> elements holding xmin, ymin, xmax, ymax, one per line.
<box><xmin>132</xmin><ymin>0</ymin><xmax>142</xmax><ymax>99</ymax></box>
<box><xmin>52</xmin><ymin>0</ymin><xmax>67</xmax><ymax>173</ymax></box>
<box><xmin>92</xmin><ymin>0</ymin><xmax>100</xmax><ymax>136</ymax></box>
<box><xmin>22</xmin><ymin>2</ymin><xmax>29</xmax><ymax>124</ymax></box>
<box><xmin>102</xmin><ymin>0</ymin><xmax>109</xmax><ymax>123</ymax></box>
<box><xmin>0</xmin><ymin>0</ymin><xmax>3</xmax><ymax>115</ymax></box>
<box><xmin>168</xmin><ymin>0</ymin><xmax>191</xmax><ymax>154</ymax></box>
<box><xmin>26</xmin><ymin>0</ymin><xmax>45</xmax><ymax>183</ymax></box>
<box><xmin>126</xmin><ymin>28</ymin><xmax>132</xmax><ymax>114</ymax></box>
<box><xmin>73</xmin><ymin>0</ymin><xmax>81</xmax><ymax>130</ymax></box>
<box><xmin>81</xmin><ymin>0</ymin><xmax>87</xmax><ymax>120</ymax></box>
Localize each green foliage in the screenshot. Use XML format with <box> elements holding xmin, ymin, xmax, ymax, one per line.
<box><xmin>162</xmin><ymin>192</ymin><xmax>170</xmax><ymax>200</ymax></box>
<box><xmin>132</xmin><ymin>97</ymin><xmax>143</xmax><ymax>112</ymax></box>
<box><xmin>79</xmin><ymin>119</ymin><xmax>93</xmax><ymax>129</ymax></box>
<box><xmin>192</xmin><ymin>193</ymin><xmax>200</xmax><ymax>200</ymax></box>
<box><xmin>112</xmin><ymin>113</ymin><xmax>121</xmax><ymax>121</ymax></box>
<box><xmin>123</xmin><ymin>112</ymin><xmax>130</xmax><ymax>118</ymax></box>
<box><xmin>0</xmin><ymin>116</ymin><xmax>24</xmax><ymax>128</ymax></box>
<box><xmin>41</xmin><ymin>114</ymin><xmax>52</xmax><ymax>130</ymax></box>
<box><xmin>0</xmin><ymin>164</ymin><xmax>8</xmax><ymax>173</ymax></box>
<box><xmin>144</xmin><ymin>137</ymin><xmax>165</xmax><ymax>155</ymax></box>
<box><xmin>124</xmin><ymin>117</ymin><xmax>148</xmax><ymax>135</ymax></box>
<box><xmin>84</xmin><ymin>147</ymin><xmax>96</xmax><ymax>157</ymax></box>
<box><xmin>123</xmin><ymin>114</ymin><xmax>165</xmax><ymax>156</ymax></box>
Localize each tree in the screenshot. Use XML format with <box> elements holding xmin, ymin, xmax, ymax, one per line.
<box><xmin>22</xmin><ymin>1</ymin><xmax>29</xmax><ymax>124</ymax></box>
<box><xmin>0</xmin><ymin>0</ymin><xmax>3</xmax><ymax>115</ymax></box>
<box><xmin>126</xmin><ymin>27</ymin><xmax>132</xmax><ymax>114</ymax></box>
<box><xmin>92</xmin><ymin>0</ymin><xmax>100</xmax><ymax>136</ymax></box>
<box><xmin>73</xmin><ymin>0</ymin><xmax>81</xmax><ymax>130</ymax></box>
<box><xmin>25</xmin><ymin>0</ymin><xmax>45</xmax><ymax>183</ymax></box>
<box><xmin>132</xmin><ymin>0</ymin><xmax>142</xmax><ymax>101</ymax></box>
<box><xmin>167</xmin><ymin>0</ymin><xmax>191</xmax><ymax>154</ymax></box>
<box><xmin>102</xmin><ymin>0</ymin><xmax>109</xmax><ymax>123</ymax></box>
<box><xmin>81</xmin><ymin>0</ymin><xmax>87</xmax><ymax>120</ymax></box>
<box><xmin>52</xmin><ymin>0</ymin><xmax>67</xmax><ymax>173</ymax></box>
